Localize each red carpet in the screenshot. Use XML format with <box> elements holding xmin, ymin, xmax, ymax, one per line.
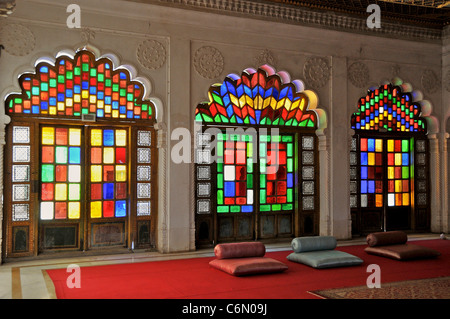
<box><xmin>46</xmin><ymin>239</ymin><xmax>450</xmax><ymax>299</ymax></box>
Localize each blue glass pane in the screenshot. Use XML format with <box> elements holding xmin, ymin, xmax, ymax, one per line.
<box><xmin>115</xmin><ymin>200</ymin><xmax>127</xmax><ymax>217</ymax></box>
<box><xmin>287</xmin><ymin>173</ymin><xmax>293</xmax><ymax>188</ymax></box>
<box><xmin>361</xmin><ymin>152</ymin><xmax>368</xmax><ymax>165</ymax></box>
<box><xmin>224</xmin><ymin>182</ymin><xmax>235</xmax><ymax>197</ymax></box>
<box><xmin>368</xmin><ymin>180</ymin><xmax>375</xmax><ymax>193</ymax></box>
<box><xmin>368</xmin><ymin>139</ymin><xmax>375</xmax><ymax>152</ymax></box>
<box><xmin>361</xmin><ymin>180</ymin><xmax>368</xmax><ymax>194</ymax></box>
<box><xmin>241</xmin><ymin>206</ymin><xmax>253</xmax><ymax>213</ymax></box>
<box><xmin>103</xmin><ymin>129</ymin><xmax>114</xmax><ymax>146</ymax></box>
<box><xmin>361</xmin><ymin>166</ymin><xmax>368</xmax><ymax>180</ymax></box>
<box><xmin>68</xmin><ymin>147</ymin><xmax>81</xmax><ymax>164</ymax></box>
<box><xmin>103</xmin><ymin>183</ymin><xmax>114</xmax><ymax>200</ymax></box>
<box><xmin>402</xmin><ymin>153</ymin><xmax>409</xmax><ymax>166</ymax></box>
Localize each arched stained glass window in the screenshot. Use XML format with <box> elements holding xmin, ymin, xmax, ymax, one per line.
<box><xmin>195</xmin><ymin>66</ymin><xmax>323</xmax><ymax>248</ymax></box>
<box><xmin>350</xmin><ymin>83</ymin><xmax>430</xmax><ymax>234</ymax></box>
<box><xmin>4</xmin><ymin>49</ymin><xmax>157</xmax><ymax>259</ymax></box>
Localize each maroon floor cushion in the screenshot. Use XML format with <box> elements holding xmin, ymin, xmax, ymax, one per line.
<box><xmin>209</xmin><ymin>242</ymin><xmax>288</xmax><ymax>276</ymax></box>
<box><xmin>364</xmin><ymin>231</ymin><xmax>441</xmax><ymax>261</ymax></box>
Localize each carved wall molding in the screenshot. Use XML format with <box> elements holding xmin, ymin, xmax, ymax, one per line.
<box><xmin>443</xmin><ymin>68</ymin><xmax>450</xmax><ymax>93</ymax></box>
<box><xmin>348</xmin><ymin>61</ymin><xmax>370</xmax><ymax>88</ymax></box>
<box><xmin>0</xmin><ymin>23</ymin><xmax>35</xmax><ymax>56</ymax></box>
<box><xmin>303</xmin><ymin>56</ymin><xmax>330</xmax><ymax>89</ymax></box>
<box><xmin>158</xmin><ymin>0</ymin><xmax>443</xmax><ymax>42</ymax></box>
<box><xmin>193</xmin><ymin>46</ymin><xmax>224</xmax><ymax>79</ymax></box>
<box><xmin>137</xmin><ymin>39</ymin><xmax>167</xmax><ymax>70</ymax></box>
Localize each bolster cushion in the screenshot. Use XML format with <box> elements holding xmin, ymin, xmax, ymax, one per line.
<box><xmin>365</xmin><ymin>244</ymin><xmax>441</xmax><ymax>261</ymax></box>
<box><xmin>287</xmin><ymin>250</ymin><xmax>363</xmax><ymax>269</ymax></box>
<box><xmin>209</xmin><ymin>257</ymin><xmax>288</xmax><ymax>276</ymax></box>
<box><xmin>366</xmin><ymin>231</ymin><xmax>408</xmax><ymax>247</ymax></box>
<box><xmin>291</xmin><ymin>236</ymin><xmax>337</xmax><ymax>253</ymax></box>
<box><xmin>214</xmin><ymin>242</ymin><xmax>266</xmax><ymax>259</ymax></box>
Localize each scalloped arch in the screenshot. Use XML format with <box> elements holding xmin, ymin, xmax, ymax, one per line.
<box><xmin>195</xmin><ymin>65</ymin><xmax>326</xmax><ymax>130</ymax></box>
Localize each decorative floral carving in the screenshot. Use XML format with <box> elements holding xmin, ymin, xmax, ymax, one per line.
<box><xmin>421</xmin><ymin>69</ymin><xmax>440</xmax><ymax>94</ymax></box>
<box><xmin>254</xmin><ymin>49</ymin><xmax>276</xmax><ymax>67</ymax></box>
<box><xmin>445</xmin><ymin>68</ymin><xmax>450</xmax><ymax>93</ymax></box>
<box><xmin>137</xmin><ymin>39</ymin><xmax>166</xmax><ymax>70</ymax></box>
<box><xmin>0</xmin><ymin>23</ymin><xmax>35</xmax><ymax>56</ymax></box>
<box><xmin>348</xmin><ymin>61</ymin><xmax>370</xmax><ymax>88</ymax></box>
<box><xmin>303</xmin><ymin>56</ymin><xmax>330</xmax><ymax>89</ymax></box>
<box><xmin>193</xmin><ymin>46</ymin><xmax>224</xmax><ymax>79</ymax></box>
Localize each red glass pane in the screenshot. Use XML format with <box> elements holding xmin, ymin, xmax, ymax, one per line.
<box><xmin>224</xmin><ymin>150</ymin><xmax>234</xmax><ymax>164</ymax></box>
<box><xmin>276</xmin><ymin>196</ymin><xmax>287</xmax><ymax>203</ymax></box>
<box><xmin>42</xmin><ymin>146</ymin><xmax>55</xmax><ymax>163</ymax></box>
<box><xmin>266</xmin><ymin>197</ymin><xmax>276</xmax><ymax>203</ymax></box>
<box><xmin>91</xmin><ymin>184</ymin><xmax>102</xmax><ymax>200</ymax></box>
<box><xmin>278</xmin><ymin>150</ymin><xmax>286</xmax><ymax>165</ymax></box>
<box><xmin>235</xmin><ymin>166</ymin><xmax>246</xmax><ymax>180</ymax></box>
<box><xmin>224</xmin><ymin>198</ymin><xmax>235</xmax><ymax>205</ymax></box>
<box><xmin>266</xmin><ymin>181</ymin><xmax>275</xmax><ymax>196</ymax></box>
<box><xmin>115</xmin><ymin>148</ymin><xmax>126</xmax><ymax>164</ymax></box>
<box><xmin>395</xmin><ymin>140</ymin><xmax>402</xmax><ymax>152</ymax></box>
<box><xmin>360</xmin><ymin>138</ymin><xmax>368</xmax><ymax>151</ymax></box>
<box><xmin>402</xmin><ymin>180</ymin><xmax>409</xmax><ymax>191</ymax></box>
<box><xmin>55</xmin><ymin>202</ymin><xmax>67</xmax><ymax>219</ymax></box>
<box><xmin>236</xmin><ymin>150</ymin><xmax>246</xmax><ymax>164</ymax></box>
<box><xmin>55</xmin><ymin>128</ymin><xmax>68</xmax><ymax>145</ymax></box>
<box><xmin>368</xmin><ymin>167</ymin><xmax>375</xmax><ymax>179</ymax></box>
<box><xmin>375</xmin><ymin>167</ymin><xmax>383</xmax><ymax>179</ymax></box>
<box><xmin>103</xmin><ymin>201</ymin><xmax>115</xmax><ymax>218</ymax></box>
<box><xmin>55</xmin><ymin>165</ymin><xmax>67</xmax><ymax>182</ymax></box>
<box><xmin>395</xmin><ymin>167</ymin><xmax>402</xmax><ymax>179</ymax></box>
<box><xmin>236</xmin><ymin>182</ymin><xmax>246</xmax><ymax>196</ymax></box>
<box><xmin>103</xmin><ymin>165</ymin><xmax>115</xmax><ymax>182</ymax></box>
<box><xmin>277</xmin><ymin>181</ymin><xmax>287</xmax><ymax>195</ymax></box>
<box><xmin>387</xmin><ymin>153</ymin><xmax>394</xmax><ymax>166</ymax></box>
<box><xmin>236</xmin><ymin>142</ymin><xmax>246</xmax><ymax>150</ymax></box>
<box><xmin>236</xmin><ymin>197</ymin><xmax>246</xmax><ymax>205</ymax></box>
<box><xmin>91</xmin><ymin>148</ymin><xmax>102</xmax><ymax>164</ymax></box>
<box><xmin>41</xmin><ymin>183</ymin><xmax>54</xmax><ymax>200</ymax></box>
<box><xmin>375</xmin><ymin>180</ymin><xmax>383</xmax><ymax>193</ymax></box>
<box><xmin>375</xmin><ymin>153</ymin><xmax>383</xmax><ymax>165</ymax></box>
<box><xmin>388</xmin><ymin>180</ymin><xmax>395</xmax><ymax>192</ymax></box>
<box><xmin>115</xmin><ymin>183</ymin><xmax>127</xmax><ymax>199</ymax></box>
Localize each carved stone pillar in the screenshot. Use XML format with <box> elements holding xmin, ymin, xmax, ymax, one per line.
<box><xmin>442</xmin><ymin>133</ymin><xmax>449</xmax><ymax>234</ymax></box>
<box><xmin>428</xmin><ymin>134</ymin><xmax>441</xmax><ymax>233</ymax></box>
<box><xmin>155</xmin><ymin>122</ymin><xmax>168</xmax><ymax>253</ymax></box>
<box><xmin>318</xmin><ymin>132</ymin><xmax>331</xmax><ymax>236</ymax></box>
<box><xmin>0</xmin><ymin>115</ymin><xmax>11</xmax><ymax>264</ymax></box>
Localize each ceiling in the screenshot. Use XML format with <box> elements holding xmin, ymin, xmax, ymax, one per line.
<box><xmin>267</xmin><ymin>0</ymin><xmax>450</xmax><ymax>29</ymax></box>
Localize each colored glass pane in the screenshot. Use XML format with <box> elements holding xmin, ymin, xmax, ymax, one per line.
<box><xmin>42</xmin><ymin>127</ymin><xmax>55</xmax><ymax>145</ymax></box>
<box><xmin>55</xmin><ymin>128</ymin><xmax>68</xmax><ymax>145</ymax></box>
<box><xmin>90</xmin><ymin>201</ymin><xmax>102</xmax><ymax>218</ymax></box>
<box><xmin>68</xmin><ymin>202</ymin><xmax>80</xmax><ymax>219</ymax></box>
<box><xmin>40</xmin><ymin>202</ymin><xmax>54</xmax><ymax>220</ymax></box>
<box><xmin>69</xmin><ymin>128</ymin><xmax>81</xmax><ymax>146</ymax></box>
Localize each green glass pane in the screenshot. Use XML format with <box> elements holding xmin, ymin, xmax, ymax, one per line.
<box><xmin>97</xmin><ymin>73</ymin><xmax>104</xmax><ymax>82</ymax></box>
<box><xmin>272</xmin><ymin>204</ymin><xmax>281</xmax><ymax>211</ymax></box>
<box><xmin>217</xmin><ymin>206</ymin><xmax>229</xmax><ymax>213</ymax></box>
<box><xmin>217</xmin><ymin>162</ymin><xmax>223</xmax><ymax>173</ymax></box>
<box><xmin>217</xmin><ymin>190</ymin><xmax>224</xmax><ymax>205</ymax></box>
<box><xmin>402</xmin><ymin>140</ymin><xmax>409</xmax><ymax>152</ymax></box>
<box><xmin>230</xmin><ymin>206</ymin><xmax>240</xmax><ymax>213</ymax></box>
<box><xmin>120</xmin><ymin>89</ymin><xmax>126</xmax><ymax>97</ymax></box>
<box><xmin>55</xmin><ymin>146</ymin><xmax>68</xmax><ymax>164</ymax></box>
<box><xmin>259</xmin><ymin>205</ymin><xmax>270</xmax><ymax>212</ymax></box>
<box><xmin>247</xmin><ymin>174</ymin><xmax>253</xmax><ymax>188</ymax></box>
<box><xmin>74</xmin><ymin>67</ymin><xmax>81</xmax><ymax>76</ymax></box>
<box><xmin>217</xmin><ymin>174</ymin><xmax>223</xmax><ymax>188</ymax></box>
<box><xmin>41</xmin><ymin>165</ymin><xmax>54</xmax><ymax>182</ymax></box>
<box><xmin>112</xmin><ymin>84</ymin><xmax>119</xmax><ymax>92</ymax></box>
<box><xmin>82</xmin><ymin>63</ymin><xmax>89</xmax><ymax>72</ymax></box>
<box><xmin>287</xmin><ymin>158</ymin><xmax>293</xmax><ymax>172</ymax></box>
<box><xmin>217</xmin><ymin>141</ymin><xmax>223</xmax><ymax>157</ymax></box>
<box><xmin>260</xmin><ymin>158</ymin><xmax>266</xmax><ymax>173</ymax></box>
<box><xmin>260</xmin><ymin>190</ymin><xmax>266</xmax><ymax>203</ymax></box>
<box><xmin>287</xmin><ymin>189</ymin><xmax>293</xmax><ymax>202</ymax></box>
<box><xmin>41</xmin><ymin>83</ymin><xmax>48</xmax><ymax>92</ymax></box>
<box><xmin>287</xmin><ymin>143</ymin><xmax>293</xmax><ymax>157</ymax></box>
<box><xmin>247</xmin><ymin>143</ymin><xmax>253</xmax><ymax>157</ymax></box>
<box><xmin>282</xmin><ymin>135</ymin><xmax>293</xmax><ymax>142</ymax></box>
<box><xmin>49</xmin><ymin>79</ymin><xmax>57</xmax><ymax>88</ymax></box>
<box><xmin>282</xmin><ymin>204</ymin><xmax>293</xmax><ymax>210</ymax></box>
<box><xmin>66</xmin><ymin>71</ymin><xmax>73</xmax><ymax>80</ymax></box>
<box><xmin>247</xmin><ymin>158</ymin><xmax>253</xmax><ymax>173</ymax></box>
<box><xmin>105</xmin><ymin>79</ymin><xmax>112</xmax><ymax>87</ymax></box>
<box><xmin>402</xmin><ymin>166</ymin><xmax>409</xmax><ymax>179</ymax></box>
<box><xmin>58</xmin><ymin>75</ymin><xmax>65</xmax><ymax>83</ymax></box>
<box><xmin>90</xmin><ymin>69</ymin><xmax>97</xmax><ymax>77</ymax></box>
<box><xmin>260</xmin><ymin>174</ymin><xmax>266</xmax><ymax>188</ymax></box>
<box><xmin>272</xmin><ymin>135</ymin><xmax>281</xmax><ymax>142</ymax></box>
<box><xmin>32</xmin><ymin>87</ymin><xmax>39</xmax><ymax>95</ymax></box>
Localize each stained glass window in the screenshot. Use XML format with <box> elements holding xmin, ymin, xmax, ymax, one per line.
<box><xmin>89</xmin><ymin>128</ymin><xmax>128</xmax><ymax>218</ymax></box>
<box><xmin>351</xmin><ymin>84</ymin><xmax>426</xmax><ymax>133</ymax></box>
<box><xmin>40</xmin><ymin>126</ymin><xmax>82</xmax><ymax>220</ymax></box>
<box><xmin>386</xmin><ymin>139</ymin><xmax>411</xmax><ymax>207</ymax></box>
<box><xmin>359</xmin><ymin>138</ymin><xmax>384</xmax><ymax>208</ymax></box>
<box><xmin>195</xmin><ymin>67</ymin><xmax>317</xmax><ymax>128</ymax></box>
<box><xmin>6</xmin><ymin>50</ymin><xmax>156</xmax><ymax>121</ymax></box>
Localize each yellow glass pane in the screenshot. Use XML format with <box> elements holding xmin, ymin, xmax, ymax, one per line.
<box><xmin>368</xmin><ymin>153</ymin><xmax>375</xmax><ymax>166</ymax></box>
<box><xmin>395</xmin><ymin>153</ymin><xmax>402</xmax><ymax>166</ymax></box>
<box><xmin>42</xmin><ymin>127</ymin><xmax>55</xmax><ymax>145</ymax></box>
<box><xmin>375</xmin><ymin>194</ymin><xmax>383</xmax><ymax>207</ymax></box>
<box><xmin>91</xmin><ymin>165</ymin><xmax>102</xmax><ymax>182</ymax></box>
<box><xmin>68</xmin><ymin>202</ymin><xmax>80</xmax><ymax>219</ymax></box>
<box><xmin>69</xmin><ymin>128</ymin><xmax>81</xmax><ymax>146</ymax></box>
<box><xmin>395</xmin><ymin>180</ymin><xmax>402</xmax><ymax>193</ymax></box>
<box><xmin>116</xmin><ymin>130</ymin><xmax>127</xmax><ymax>146</ymax></box>
<box><xmin>90</xmin><ymin>201</ymin><xmax>102</xmax><ymax>218</ymax></box>
<box><xmin>387</xmin><ymin>167</ymin><xmax>394</xmax><ymax>179</ymax></box>
<box><xmin>402</xmin><ymin>193</ymin><xmax>410</xmax><ymax>206</ymax></box>
<box><xmin>103</xmin><ymin>147</ymin><xmax>115</xmax><ymax>164</ymax></box>
<box><xmin>116</xmin><ymin>165</ymin><xmax>127</xmax><ymax>181</ymax></box>
<box><xmin>387</xmin><ymin>139</ymin><xmax>394</xmax><ymax>152</ymax></box>
<box><xmin>91</xmin><ymin>129</ymin><xmax>102</xmax><ymax>146</ymax></box>
<box><xmin>55</xmin><ymin>183</ymin><xmax>67</xmax><ymax>201</ymax></box>
<box><xmin>375</xmin><ymin>139</ymin><xmax>383</xmax><ymax>152</ymax></box>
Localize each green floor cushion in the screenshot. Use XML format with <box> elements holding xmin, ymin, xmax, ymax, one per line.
<box><xmin>287</xmin><ymin>250</ymin><xmax>363</xmax><ymax>269</ymax></box>
<box><xmin>291</xmin><ymin>236</ymin><xmax>337</xmax><ymax>253</ymax></box>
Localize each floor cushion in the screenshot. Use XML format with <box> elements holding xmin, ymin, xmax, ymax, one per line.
<box><xmin>287</xmin><ymin>250</ymin><xmax>363</xmax><ymax>269</ymax></box>
<box><xmin>209</xmin><ymin>242</ymin><xmax>288</xmax><ymax>276</ymax></box>
<box><xmin>209</xmin><ymin>257</ymin><xmax>288</xmax><ymax>276</ymax></box>
<box><xmin>364</xmin><ymin>231</ymin><xmax>441</xmax><ymax>261</ymax></box>
<box><xmin>365</xmin><ymin>244</ymin><xmax>441</xmax><ymax>260</ymax></box>
<box><xmin>291</xmin><ymin>236</ymin><xmax>337</xmax><ymax>253</ymax></box>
